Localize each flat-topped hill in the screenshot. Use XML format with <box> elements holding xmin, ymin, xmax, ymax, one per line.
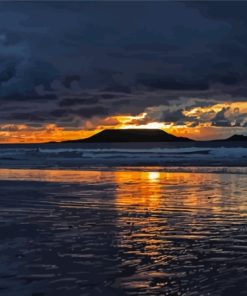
<box><xmin>63</xmin><ymin>129</ymin><xmax>192</xmax><ymax>143</ymax></box>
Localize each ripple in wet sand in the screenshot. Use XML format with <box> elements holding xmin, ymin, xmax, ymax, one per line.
<box><xmin>0</xmin><ymin>169</ymin><xmax>247</xmax><ymax>295</ymax></box>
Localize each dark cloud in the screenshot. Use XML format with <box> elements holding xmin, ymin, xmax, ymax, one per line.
<box><xmin>50</xmin><ymin>106</ymin><xmax>108</xmax><ymax>119</ymax></box>
<box><xmin>161</xmin><ymin>109</ymin><xmax>187</xmax><ymax>123</ymax></box>
<box><xmin>212</xmin><ymin>107</ymin><xmax>232</xmax><ymax>127</ymax></box>
<box><xmin>9</xmin><ymin>112</ymin><xmax>46</xmax><ymax>122</ymax></box>
<box><xmin>124</xmin><ymin>43</ymin><xmax>179</xmax><ymax>53</ymax></box>
<box><xmin>111</xmin><ymin>99</ymin><xmax>131</xmax><ymax>107</ymax></box>
<box><xmin>100</xmin><ymin>94</ymin><xmax>118</xmax><ymax>100</ymax></box>
<box><xmin>62</xmin><ymin>75</ymin><xmax>81</xmax><ymax>88</ymax></box>
<box><xmin>188</xmin><ymin>2</ymin><xmax>247</xmax><ymax>25</ymax></box>
<box><xmin>0</xmin><ymin>1</ymin><xmax>246</xmax><ymax>135</ymax></box>
<box><xmin>0</xmin><ymin>62</ymin><xmax>16</xmax><ymax>84</ymax></box>
<box><xmin>1</xmin><ymin>93</ymin><xmax>57</xmax><ymax>101</ymax></box>
<box><xmin>137</xmin><ymin>75</ymin><xmax>209</xmax><ymax>91</ymax></box>
<box><xmin>59</xmin><ymin>98</ymin><xmax>99</xmax><ymax>107</ymax></box>
<box><xmin>5</xmin><ymin>104</ymin><xmax>109</xmax><ymax>128</ymax></box>
<box><xmin>76</xmin><ymin>106</ymin><xmax>108</xmax><ymax>118</ymax></box>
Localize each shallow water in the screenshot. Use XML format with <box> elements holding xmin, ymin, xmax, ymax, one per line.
<box><xmin>0</xmin><ymin>168</ymin><xmax>247</xmax><ymax>295</ymax></box>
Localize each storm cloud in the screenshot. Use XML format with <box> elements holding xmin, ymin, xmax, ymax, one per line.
<box><xmin>0</xmin><ymin>1</ymin><xmax>247</xmax><ymax>138</ymax></box>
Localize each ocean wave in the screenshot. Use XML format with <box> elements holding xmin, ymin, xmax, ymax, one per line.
<box><xmin>0</xmin><ymin>146</ymin><xmax>247</xmax><ymax>168</ymax></box>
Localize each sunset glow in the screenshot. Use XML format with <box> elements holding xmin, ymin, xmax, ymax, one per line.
<box><xmin>1</xmin><ymin>100</ymin><xmax>247</xmax><ymax>143</ymax></box>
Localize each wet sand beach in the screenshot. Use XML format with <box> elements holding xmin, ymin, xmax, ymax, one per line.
<box><xmin>0</xmin><ymin>168</ymin><xmax>247</xmax><ymax>295</ymax></box>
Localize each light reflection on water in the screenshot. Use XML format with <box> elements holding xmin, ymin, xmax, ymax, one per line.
<box><xmin>0</xmin><ymin>168</ymin><xmax>247</xmax><ymax>295</ymax></box>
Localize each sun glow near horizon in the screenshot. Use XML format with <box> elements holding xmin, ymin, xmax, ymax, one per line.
<box><xmin>119</xmin><ymin>122</ymin><xmax>169</xmax><ymax>130</ymax></box>
<box><xmin>1</xmin><ymin>101</ymin><xmax>247</xmax><ymax>143</ymax></box>
<box><xmin>0</xmin><ymin>121</ymin><xmax>241</xmax><ymax>143</ymax></box>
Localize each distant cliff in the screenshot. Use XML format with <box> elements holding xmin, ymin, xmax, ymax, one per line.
<box><xmin>63</xmin><ymin>129</ymin><xmax>193</xmax><ymax>143</ymax></box>
<box><xmin>221</xmin><ymin>134</ymin><xmax>247</xmax><ymax>141</ymax></box>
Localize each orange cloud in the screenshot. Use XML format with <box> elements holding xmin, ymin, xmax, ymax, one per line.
<box><xmin>0</xmin><ymin>124</ymin><xmax>98</xmax><ymax>143</ymax></box>
<box><xmin>1</xmin><ymin>102</ymin><xmax>247</xmax><ymax>143</ymax></box>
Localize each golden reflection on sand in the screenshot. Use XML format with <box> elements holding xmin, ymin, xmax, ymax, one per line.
<box><xmin>1</xmin><ymin>168</ymin><xmax>247</xmax><ymax>294</ymax></box>
<box><xmin>0</xmin><ymin>168</ymin><xmax>246</xmax><ymax>216</ymax></box>
<box><xmin>0</xmin><ymin>168</ymin><xmax>104</xmax><ymax>183</ymax></box>
<box><xmin>1</xmin><ymin>165</ymin><xmax>247</xmax><ymax>296</ymax></box>
<box><xmin>113</xmin><ymin>171</ymin><xmax>163</xmax><ymax>211</ymax></box>
<box><xmin>110</xmin><ymin>171</ymin><xmax>247</xmax><ymax>290</ymax></box>
<box><xmin>112</xmin><ymin>170</ymin><xmax>227</xmax><ymax>213</ymax></box>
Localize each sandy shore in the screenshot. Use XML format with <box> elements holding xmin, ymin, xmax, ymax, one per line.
<box><xmin>0</xmin><ymin>168</ymin><xmax>247</xmax><ymax>295</ymax></box>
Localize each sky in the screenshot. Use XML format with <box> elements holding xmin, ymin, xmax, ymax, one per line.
<box><xmin>1</xmin><ymin>1</ymin><xmax>247</xmax><ymax>142</ymax></box>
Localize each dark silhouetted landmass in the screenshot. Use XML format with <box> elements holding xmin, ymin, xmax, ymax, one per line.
<box><xmin>62</xmin><ymin>129</ymin><xmax>193</xmax><ymax>143</ymax></box>
<box><xmin>221</xmin><ymin>134</ymin><xmax>247</xmax><ymax>141</ymax></box>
